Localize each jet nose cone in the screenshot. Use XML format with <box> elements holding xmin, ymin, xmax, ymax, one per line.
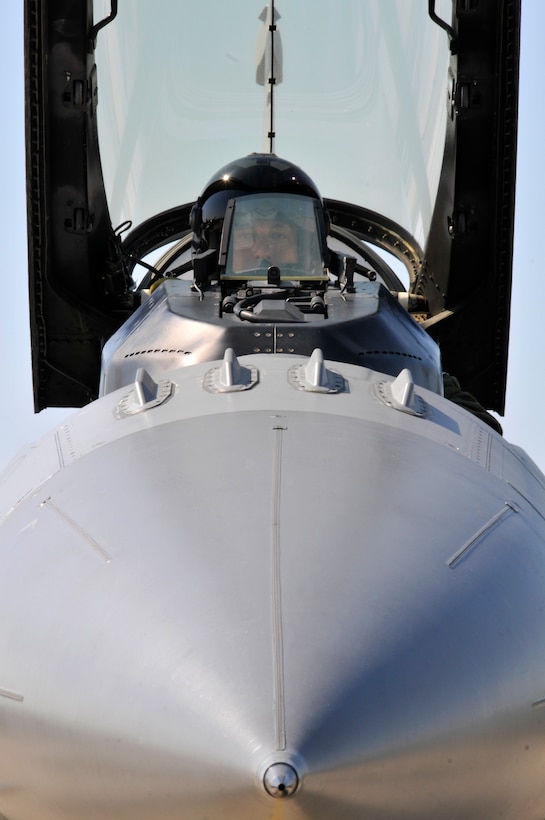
<box><xmin>262</xmin><ymin>761</ymin><xmax>300</xmax><ymax>798</ymax></box>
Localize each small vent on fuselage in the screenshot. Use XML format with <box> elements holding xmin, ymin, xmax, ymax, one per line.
<box><xmin>358</xmin><ymin>351</ymin><xmax>423</xmax><ymax>361</ymax></box>
<box><xmin>123</xmin><ymin>349</ymin><xmax>191</xmax><ymax>358</ymax></box>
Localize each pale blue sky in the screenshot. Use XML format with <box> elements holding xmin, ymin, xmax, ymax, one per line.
<box><xmin>1</xmin><ymin>3</ymin><xmax>544</xmax><ymax>472</ymax></box>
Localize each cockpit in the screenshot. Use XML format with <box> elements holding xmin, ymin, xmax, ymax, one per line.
<box><xmin>130</xmin><ymin>154</ymin><xmax>411</xmax><ymax>294</ymax></box>
<box><xmin>99</xmin><ymin>154</ymin><xmax>443</xmax><ymax>400</ymax></box>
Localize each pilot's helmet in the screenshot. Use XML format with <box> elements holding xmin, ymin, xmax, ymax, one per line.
<box><xmin>191</xmin><ymin>154</ymin><xmax>329</xmax><ymax>279</ymax></box>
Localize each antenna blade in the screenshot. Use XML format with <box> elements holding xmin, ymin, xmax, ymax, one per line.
<box><xmin>256</xmin><ymin>4</ymin><xmax>283</xmax><ymax>153</ymax></box>
<box><xmin>256</xmin><ymin>4</ymin><xmax>283</xmax><ymax>85</ymax></box>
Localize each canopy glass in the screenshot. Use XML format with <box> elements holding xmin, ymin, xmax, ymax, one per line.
<box><xmin>93</xmin><ymin>0</ymin><xmax>451</xmax><ymax>248</ymax></box>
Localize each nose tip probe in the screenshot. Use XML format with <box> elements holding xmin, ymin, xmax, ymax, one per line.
<box><xmin>263</xmin><ymin>761</ymin><xmax>299</xmax><ymax>798</ymax></box>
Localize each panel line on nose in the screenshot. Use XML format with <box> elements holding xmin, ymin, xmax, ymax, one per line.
<box><xmin>446</xmin><ymin>501</ymin><xmax>519</xmax><ymax>568</ymax></box>
<box><xmin>272</xmin><ymin>424</ymin><xmax>287</xmax><ymax>751</ymax></box>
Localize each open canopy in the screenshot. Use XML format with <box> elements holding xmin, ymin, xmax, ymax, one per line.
<box><xmin>25</xmin><ymin>0</ymin><xmax>519</xmax><ymax>411</ymax></box>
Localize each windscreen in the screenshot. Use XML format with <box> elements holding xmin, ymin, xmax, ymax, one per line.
<box><xmin>93</xmin><ymin>1</ymin><xmax>451</xmax><ymax>249</ymax></box>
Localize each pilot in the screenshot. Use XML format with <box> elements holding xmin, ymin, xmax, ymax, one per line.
<box><xmin>190</xmin><ymin>153</ymin><xmax>329</xmax><ymax>278</ymax></box>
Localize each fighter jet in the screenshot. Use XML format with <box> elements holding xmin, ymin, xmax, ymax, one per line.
<box><xmin>0</xmin><ymin>1</ymin><xmax>541</xmax><ymax>818</ymax></box>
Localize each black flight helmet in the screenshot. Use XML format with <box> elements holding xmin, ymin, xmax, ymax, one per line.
<box><xmin>191</xmin><ymin>154</ymin><xmax>329</xmax><ymax>279</ymax></box>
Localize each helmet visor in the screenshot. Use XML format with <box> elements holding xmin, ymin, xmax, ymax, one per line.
<box><xmin>221</xmin><ymin>194</ymin><xmax>326</xmax><ymax>280</ymax></box>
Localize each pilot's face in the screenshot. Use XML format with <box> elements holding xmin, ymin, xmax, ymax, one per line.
<box><xmin>232</xmin><ymin>218</ymin><xmax>297</xmax><ymax>271</ymax></box>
